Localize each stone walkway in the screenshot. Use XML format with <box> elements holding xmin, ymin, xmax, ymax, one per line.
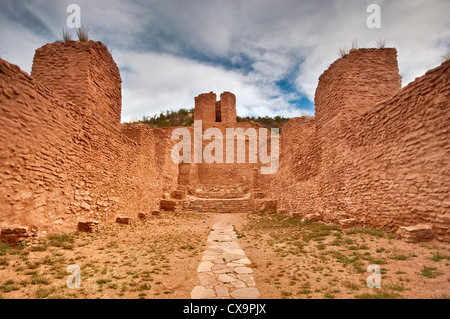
<box><xmin>190</xmin><ymin>223</ymin><xmax>261</xmax><ymax>299</ymax></box>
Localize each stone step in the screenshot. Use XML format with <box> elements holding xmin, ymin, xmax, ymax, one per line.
<box><xmin>183</xmin><ymin>199</ymin><xmax>253</xmax><ymax>214</ymax></box>
<box><xmin>160</xmin><ymin>198</ymin><xmax>276</xmax><ymax>213</ymax></box>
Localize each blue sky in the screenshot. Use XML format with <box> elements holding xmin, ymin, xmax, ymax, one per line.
<box><xmin>0</xmin><ymin>0</ymin><xmax>449</xmax><ymax>122</ymax></box>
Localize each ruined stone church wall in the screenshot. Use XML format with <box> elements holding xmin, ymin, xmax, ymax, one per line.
<box><xmin>0</xmin><ymin>42</ymin><xmax>178</xmax><ymax>233</ymax></box>
<box><xmin>273</xmin><ymin>50</ymin><xmax>450</xmax><ymax>241</ymax></box>
<box><xmin>171</xmin><ymin>123</ymin><xmax>259</xmax><ymax>197</ymax></box>
<box><xmin>31</xmin><ymin>41</ymin><xmax>122</xmax><ymax>127</ymax></box>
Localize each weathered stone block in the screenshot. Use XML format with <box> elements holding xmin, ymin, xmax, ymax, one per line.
<box><xmin>339</xmin><ymin>218</ymin><xmax>358</xmax><ymax>229</ymax></box>
<box><xmin>160</xmin><ymin>200</ymin><xmax>182</xmax><ymax>211</ymax></box>
<box><xmin>115</xmin><ymin>217</ymin><xmax>131</xmax><ymax>225</ymax></box>
<box><xmin>253</xmin><ymin>192</ymin><xmax>266</xmax><ymax>199</ymax></box>
<box><xmin>138</xmin><ymin>212</ymin><xmax>149</xmax><ymax>220</ymax></box>
<box><xmin>303</xmin><ymin>213</ymin><xmax>321</xmax><ymax>222</ymax></box>
<box><xmin>0</xmin><ymin>226</ymin><xmax>38</xmax><ymax>244</ymax></box>
<box><xmin>77</xmin><ymin>221</ymin><xmax>99</xmax><ymax>233</ymax></box>
<box><xmin>171</xmin><ymin>190</ymin><xmax>186</xmax><ymax>200</ymax></box>
<box><xmin>396</xmin><ymin>224</ymin><xmax>433</xmax><ymax>243</ymax></box>
<box><xmin>254</xmin><ymin>199</ymin><xmax>277</xmax><ymax>212</ymax></box>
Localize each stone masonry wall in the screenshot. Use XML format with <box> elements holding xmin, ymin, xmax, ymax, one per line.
<box><xmin>31</xmin><ymin>41</ymin><xmax>122</xmax><ymax>126</ymax></box>
<box><xmin>0</xmin><ymin>42</ymin><xmax>178</xmax><ymax>233</ymax></box>
<box><xmin>193</xmin><ymin>91</ymin><xmax>237</xmax><ymax>125</ymax></box>
<box><xmin>273</xmin><ymin>50</ymin><xmax>450</xmax><ymax>241</ymax></box>
<box><xmin>315</xmin><ymin>48</ymin><xmax>402</xmax><ymax>129</ymax></box>
<box><xmin>194</xmin><ymin>92</ymin><xmax>217</xmax><ymax>126</ymax></box>
<box><xmin>218</xmin><ymin>92</ymin><xmax>237</xmax><ymax>124</ymax></box>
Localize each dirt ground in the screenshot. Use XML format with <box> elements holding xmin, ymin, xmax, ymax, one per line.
<box><xmin>0</xmin><ymin>211</ymin><xmax>448</xmax><ymax>299</ymax></box>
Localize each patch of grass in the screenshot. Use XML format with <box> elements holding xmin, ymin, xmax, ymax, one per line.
<box><xmin>338</xmin><ymin>46</ymin><xmax>349</xmax><ymax>58</ymax></box>
<box><xmin>136</xmin><ymin>283</ymin><xmax>151</xmax><ymax>291</ymax></box>
<box><xmin>430</xmin><ymin>252</ymin><xmax>450</xmax><ymax>262</ymax></box>
<box><xmin>0</xmin><ymin>257</ymin><xmax>9</xmax><ymax>266</ymax></box>
<box><xmin>389</xmin><ymin>254</ymin><xmax>409</xmax><ymax>261</ymax></box>
<box><xmin>345</xmin><ymin>228</ymin><xmax>384</xmax><ymax>238</ymax></box>
<box><xmin>420</xmin><ymin>266</ymin><xmax>443</xmax><ymax>278</ymax></box>
<box><xmin>338</xmin><ymin>254</ymin><xmax>359</xmax><ymax>264</ymax></box>
<box><xmin>297</xmin><ymin>289</ymin><xmax>312</xmax><ymax>295</ymax></box>
<box><xmin>386</xmin><ymin>284</ymin><xmax>404</xmax><ymax>292</ymax></box>
<box><xmin>107</xmin><ymin>283</ymin><xmax>118</xmax><ymax>289</ymax></box>
<box><xmin>31</xmin><ymin>275</ymin><xmax>50</xmax><ymax>285</ymax></box>
<box><xmin>355</xmin><ymin>290</ymin><xmax>401</xmax><ymax>299</ymax></box>
<box><xmin>0</xmin><ymin>284</ymin><xmax>20</xmax><ymax>293</ymax></box>
<box><xmin>61</xmin><ymin>28</ymin><xmax>72</xmax><ymax>43</ymax></box>
<box><xmin>30</xmin><ymin>245</ymin><xmax>47</xmax><ymax>252</ymax></box>
<box><xmin>323</xmin><ymin>292</ymin><xmax>335</xmax><ymax>299</ymax></box>
<box><xmin>76</xmin><ymin>26</ymin><xmax>90</xmax><ymax>42</ymax></box>
<box><xmin>47</xmin><ymin>233</ymin><xmax>74</xmax><ymax>249</ymax></box>
<box><xmin>352</xmin><ymin>261</ymin><xmax>366</xmax><ymax>274</ymax></box>
<box><xmin>36</xmin><ymin>287</ymin><xmax>56</xmax><ymax>299</ymax></box>
<box><xmin>96</xmin><ymin>279</ymin><xmax>111</xmax><ymax>285</ymax></box>
<box><xmin>368</xmin><ymin>257</ymin><xmax>388</xmax><ymax>265</ymax></box>
<box><xmin>0</xmin><ymin>243</ymin><xmax>12</xmax><ymax>255</ymax></box>
<box><xmin>343</xmin><ymin>281</ymin><xmax>360</xmax><ymax>291</ymax></box>
<box><xmin>25</xmin><ymin>261</ymin><xmax>40</xmax><ymax>269</ymax></box>
<box><xmin>348</xmin><ymin>244</ymin><xmax>369</xmax><ymax>251</ymax></box>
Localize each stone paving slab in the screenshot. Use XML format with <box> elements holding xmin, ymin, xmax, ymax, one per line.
<box><xmin>190</xmin><ymin>223</ymin><xmax>260</xmax><ymax>299</ymax></box>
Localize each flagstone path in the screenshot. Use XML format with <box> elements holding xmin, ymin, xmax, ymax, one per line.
<box><xmin>190</xmin><ymin>223</ymin><xmax>260</xmax><ymax>299</ymax></box>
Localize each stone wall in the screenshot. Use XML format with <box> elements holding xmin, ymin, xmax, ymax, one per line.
<box><xmin>193</xmin><ymin>91</ymin><xmax>237</xmax><ymax>125</ymax></box>
<box><xmin>217</xmin><ymin>92</ymin><xmax>237</xmax><ymax>124</ymax></box>
<box><xmin>31</xmin><ymin>41</ymin><xmax>122</xmax><ymax>126</ymax></box>
<box><xmin>0</xmin><ymin>42</ymin><xmax>178</xmax><ymax>233</ymax></box>
<box><xmin>169</xmin><ymin>122</ymin><xmax>262</xmax><ymax>198</ymax></box>
<box><xmin>315</xmin><ymin>48</ymin><xmax>402</xmax><ymax>129</ymax></box>
<box><xmin>193</xmin><ymin>92</ymin><xmax>217</xmax><ymax>126</ymax></box>
<box><xmin>273</xmin><ymin>49</ymin><xmax>450</xmax><ymax>241</ymax></box>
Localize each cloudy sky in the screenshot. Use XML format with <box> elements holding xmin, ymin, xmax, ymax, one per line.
<box><xmin>0</xmin><ymin>0</ymin><xmax>449</xmax><ymax>122</ymax></box>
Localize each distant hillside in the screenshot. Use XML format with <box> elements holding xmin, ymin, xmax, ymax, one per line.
<box><xmin>140</xmin><ymin>108</ymin><xmax>194</xmax><ymax>127</ymax></box>
<box><xmin>135</xmin><ymin>108</ymin><xmax>290</xmax><ymax>129</ymax></box>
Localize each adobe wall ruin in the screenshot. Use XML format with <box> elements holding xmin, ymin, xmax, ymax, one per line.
<box><xmin>0</xmin><ymin>41</ymin><xmax>178</xmax><ymax>233</ymax></box>
<box><xmin>272</xmin><ymin>49</ymin><xmax>450</xmax><ymax>241</ymax></box>
<box><xmin>0</xmin><ymin>41</ymin><xmax>448</xmax><ymax>241</ymax></box>
<box><xmin>173</xmin><ymin>91</ymin><xmax>276</xmax><ymax>200</ymax></box>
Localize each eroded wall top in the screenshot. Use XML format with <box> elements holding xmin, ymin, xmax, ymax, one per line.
<box><xmin>31</xmin><ymin>41</ymin><xmax>122</xmax><ymax>126</ymax></box>
<box><xmin>194</xmin><ymin>91</ymin><xmax>237</xmax><ymax>125</ymax></box>
<box><xmin>314</xmin><ymin>48</ymin><xmax>402</xmax><ymax>129</ymax></box>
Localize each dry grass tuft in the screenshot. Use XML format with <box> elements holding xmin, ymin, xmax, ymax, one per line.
<box><xmin>76</xmin><ymin>26</ymin><xmax>89</xmax><ymax>42</ymax></box>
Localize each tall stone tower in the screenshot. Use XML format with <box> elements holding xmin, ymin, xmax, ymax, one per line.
<box><xmin>194</xmin><ymin>91</ymin><xmax>237</xmax><ymax>124</ymax></box>
<box><xmin>31</xmin><ymin>41</ymin><xmax>122</xmax><ymax>126</ymax></box>
<box><xmin>314</xmin><ymin>48</ymin><xmax>402</xmax><ymax>129</ymax></box>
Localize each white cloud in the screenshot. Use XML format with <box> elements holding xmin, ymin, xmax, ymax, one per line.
<box><xmin>115</xmin><ymin>50</ymin><xmax>311</xmax><ymax>122</ymax></box>
<box><xmin>0</xmin><ymin>22</ymin><xmax>47</xmax><ymax>74</ymax></box>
